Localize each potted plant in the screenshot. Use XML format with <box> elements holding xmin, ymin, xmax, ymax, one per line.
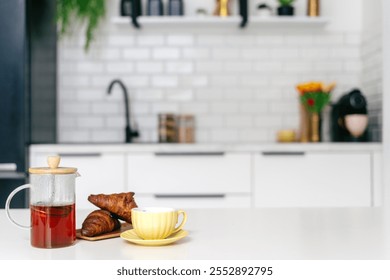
<box><xmin>277</xmin><ymin>0</ymin><xmax>295</xmax><ymax>16</ymax></box>
<box><xmin>56</xmin><ymin>0</ymin><xmax>106</xmax><ymax>51</ymax></box>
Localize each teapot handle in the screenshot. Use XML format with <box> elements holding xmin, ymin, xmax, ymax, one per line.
<box><xmin>5</xmin><ymin>184</ymin><xmax>31</xmax><ymax>229</ymax></box>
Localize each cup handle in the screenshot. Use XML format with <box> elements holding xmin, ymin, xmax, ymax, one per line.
<box><xmin>172</xmin><ymin>210</ymin><xmax>187</xmax><ymax>234</ymax></box>
<box><xmin>5</xmin><ymin>184</ymin><xmax>31</xmax><ymax>229</ymax></box>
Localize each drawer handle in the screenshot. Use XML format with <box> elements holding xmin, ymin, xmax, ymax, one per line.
<box><xmin>262</xmin><ymin>151</ymin><xmax>306</xmax><ymax>156</ymax></box>
<box><xmin>154</xmin><ymin>152</ymin><xmax>225</xmax><ymax>157</ymax></box>
<box><xmin>58</xmin><ymin>153</ymin><xmax>102</xmax><ymax>157</ymax></box>
<box><xmin>154</xmin><ymin>194</ymin><xmax>226</xmax><ymax>199</ymax></box>
<box><xmin>0</xmin><ymin>172</ymin><xmax>26</xmax><ymax>179</ymax></box>
<box><xmin>0</xmin><ymin>163</ymin><xmax>17</xmax><ymax>171</ymax></box>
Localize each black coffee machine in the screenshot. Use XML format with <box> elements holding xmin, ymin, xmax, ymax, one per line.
<box><xmin>331</xmin><ymin>88</ymin><xmax>369</xmax><ymax>142</ymax></box>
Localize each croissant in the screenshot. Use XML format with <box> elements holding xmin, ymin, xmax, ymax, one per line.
<box><xmin>88</xmin><ymin>192</ymin><xmax>138</xmax><ymax>223</ymax></box>
<box><xmin>81</xmin><ymin>210</ymin><xmax>121</xmax><ymax>237</ymax></box>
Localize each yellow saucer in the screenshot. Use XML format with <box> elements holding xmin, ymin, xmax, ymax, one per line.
<box><xmin>120</xmin><ymin>229</ymin><xmax>188</xmax><ymax>246</ymax></box>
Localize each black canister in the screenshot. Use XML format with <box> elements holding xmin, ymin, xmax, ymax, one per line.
<box><xmin>121</xmin><ymin>0</ymin><xmax>132</xmax><ymax>16</ymax></box>
<box><xmin>121</xmin><ymin>0</ymin><xmax>143</xmax><ymax>17</ymax></box>
<box><xmin>168</xmin><ymin>0</ymin><xmax>184</xmax><ymax>16</ymax></box>
<box><xmin>147</xmin><ymin>0</ymin><xmax>164</xmax><ymax>16</ymax></box>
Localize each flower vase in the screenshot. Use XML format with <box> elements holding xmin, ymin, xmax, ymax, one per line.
<box><xmin>310</xmin><ymin>112</ymin><xmax>320</xmax><ymax>142</ymax></box>
<box><xmin>299</xmin><ymin>104</ymin><xmax>310</xmax><ymax>142</ymax></box>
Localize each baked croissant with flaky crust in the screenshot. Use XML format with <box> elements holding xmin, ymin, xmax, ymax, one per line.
<box><xmin>81</xmin><ymin>210</ymin><xmax>121</xmax><ymax>237</ymax></box>
<box><xmin>88</xmin><ymin>192</ymin><xmax>138</xmax><ymax>223</ymax></box>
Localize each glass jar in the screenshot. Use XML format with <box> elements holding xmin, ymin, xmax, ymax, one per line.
<box><xmin>158</xmin><ymin>113</ymin><xmax>177</xmax><ymax>143</ymax></box>
<box><xmin>177</xmin><ymin>114</ymin><xmax>195</xmax><ymax>143</ymax></box>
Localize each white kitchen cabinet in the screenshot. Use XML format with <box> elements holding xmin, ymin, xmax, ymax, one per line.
<box><xmin>127</xmin><ymin>152</ymin><xmax>252</xmax><ymax>208</ymax></box>
<box><xmin>133</xmin><ymin>194</ymin><xmax>251</xmax><ymax>209</ymax></box>
<box><xmin>29</xmin><ymin>152</ymin><xmax>126</xmax><ymax>209</ymax></box>
<box><xmin>254</xmin><ymin>151</ymin><xmax>372</xmax><ymax>207</ymax></box>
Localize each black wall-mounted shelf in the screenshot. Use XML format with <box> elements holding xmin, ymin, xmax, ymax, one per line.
<box><xmin>127</xmin><ymin>0</ymin><xmax>248</xmax><ymax>29</ymax></box>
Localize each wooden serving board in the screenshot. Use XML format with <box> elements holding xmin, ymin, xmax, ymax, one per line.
<box><xmin>76</xmin><ymin>223</ymin><xmax>132</xmax><ymax>241</ymax></box>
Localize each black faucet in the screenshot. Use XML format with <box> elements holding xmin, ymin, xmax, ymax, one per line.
<box><xmin>107</xmin><ymin>79</ymin><xmax>139</xmax><ymax>143</ymax></box>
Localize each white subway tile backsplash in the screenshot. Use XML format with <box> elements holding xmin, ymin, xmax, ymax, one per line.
<box><xmin>61</xmin><ymin>75</ymin><xmax>89</xmax><ymax>87</ymax></box>
<box><xmin>152</xmin><ymin>48</ymin><xmax>180</xmax><ymax>60</ymax></box>
<box><xmin>254</xmin><ymin>115</ymin><xmax>283</xmax><ymax>127</ymax></box>
<box><xmin>106</xmin><ymin>62</ymin><xmax>134</xmax><ymax>73</ymax></box>
<box><xmin>225</xmin><ymin>115</ymin><xmax>253</xmax><ymax>128</ymax></box>
<box><xmin>239</xmin><ymin>130</ymin><xmax>268</xmax><ymax>142</ymax></box>
<box><xmin>77</xmin><ymin>116</ymin><xmax>105</xmax><ymax>128</ymax></box>
<box><xmin>165</xmin><ymin>89</ymin><xmax>194</xmax><ymax>102</ymax></box>
<box><xmin>136</xmin><ymin>62</ymin><xmax>164</xmax><ymax>73</ymax></box>
<box><xmin>196</xmin><ymin>62</ymin><xmax>223</xmax><ymax>73</ymax></box>
<box><xmin>167</xmin><ymin>35</ymin><xmax>194</xmax><ymax>46</ymax></box>
<box><xmin>106</xmin><ymin>116</ymin><xmax>126</xmax><ymax>128</ymax></box>
<box><xmin>60</xmin><ymin>102</ymin><xmax>90</xmax><ymax>114</ymax></box>
<box><xmin>210</xmin><ymin>103</ymin><xmax>239</xmax><ymax>114</ymax></box>
<box><xmin>195</xmin><ymin>89</ymin><xmax>223</xmax><ymax>101</ymax></box>
<box><xmin>134</xmin><ymin>89</ymin><xmax>164</xmax><ymax>101</ymax></box>
<box><xmin>123</xmin><ymin>49</ymin><xmax>151</xmax><ymax>60</ymax></box>
<box><xmin>151</xmin><ymin>76</ymin><xmax>178</xmax><ymax>87</ymax></box>
<box><xmin>241</xmin><ymin>48</ymin><xmax>270</xmax><ymax>60</ymax></box>
<box><xmin>313</xmin><ymin>34</ymin><xmax>344</xmax><ymax>46</ymax></box>
<box><xmin>123</xmin><ymin>76</ymin><xmax>150</xmax><ymax>87</ymax></box>
<box><xmin>212</xmin><ymin>48</ymin><xmax>240</xmax><ymax>60</ymax></box>
<box><xmin>180</xmin><ymin>76</ymin><xmax>209</xmax><ymax>87</ymax></box>
<box><xmin>132</xmin><ymin>102</ymin><xmax>151</xmax><ymax>114</ymax></box>
<box><xmin>210</xmin><ymin>129</ymin><xmax>239</xmax><ymax>143</ymax></box>
<box><xmin>91</xmin><ymin>129</ymin><xmax>124</xmax><ymax>142</ymax></box>
<box><xmin>166</xmin><ymin>62</ymin><xmax>194</xmax><ymax>74</ymax></box>
<box><xmin>151</xmin><ymin>103</ymin><xmax>179</xmax><ymax>114</ymax></box>
<box><xmin>108</xmin><ymin>36</ymin><xmax>135</xmax><ymax>46</ymax></box>
<box><xmin>91</xmin><ymin>102</ymin><xmax>121</xmax><ymax>114</ymax></box>
<box><xmin>256</xmin><ymin>36</ymin><xmax>284</xmax><ymax>45</ymax></box>
<box><xmin>180</xmin><ymin>103</ymin><xmax>209</xmax><ymax>114</ymax></box>
<box><xmin>137</xmin><ymin>35</ymin><xmax>165</xmax><ymax>46</ymax></box>
<box><xmin>196</xmin><ymin>115</ymin><xmax>224</xmax><ymax>128</ymax></box>
<box><xmin>182</xmin><ymin>48</ymin><xmax>210</xmax><ymax>59</ymax></box>
<box><xmin>58</xmin><ymin>13</ymin><xmax>367</xmax><ymax>144</ymax></box>
<box><xmin>196</xmin><ymin>35</ymin><xmax>226</xmax><ymax>46</ymax></box>
<box><xmin>241</xmin><ymin>76</ymin><xmax>268</xmax><ymax>86</ymax></box>
<box><xmin>60</xmin><ymin>130</ymin><xmax>90</xmax><ymax>142</ymax></box>
<box><xmin>224</xmin><ymin>62</ymin><xmax>252</xmax><ymax>72</ymax></box>
<box><xmin>211</xmin><ymin>75</ymin><xmax>239</xmax><ymax>87</ymax></box>
<box><xmin>87</xmin><ymin>49</ymin><xmax>121</xmax><ymax>60</ymax></box>
<box><xmin>239</xmin><ymin>102</ymin><xmax>268</xmax><ymax>113</ymax></box>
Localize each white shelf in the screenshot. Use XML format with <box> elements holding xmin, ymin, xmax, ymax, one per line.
<box><xmin>112</xmin><ymin>16</ymin><xmax>328</xmax><ymax>28</ymax></box>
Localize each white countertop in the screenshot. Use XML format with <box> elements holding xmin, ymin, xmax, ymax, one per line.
<box><xmin>2</xmin><ymin>208</ymin><xmax>390</xmax><ymax>260</ymax></box>
<box><xmin>29</xmin><ymin>143</ymin><xmax>382</xmax><ymax>153</ymax></box>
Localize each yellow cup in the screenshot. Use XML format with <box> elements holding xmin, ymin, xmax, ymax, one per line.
<box><xmin>131</xmin><ymin>207</ymin><xmax>187</xmax><ymax>240</ymax></box>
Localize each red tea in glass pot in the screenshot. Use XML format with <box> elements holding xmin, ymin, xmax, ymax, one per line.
<box><xmin>6</xmin><ymin>156</ymin><xmax>79</xmax><ymax>248</ymax></box>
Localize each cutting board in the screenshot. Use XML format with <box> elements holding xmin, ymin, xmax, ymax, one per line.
<box><xmin>76</xmin><ymin>223</ymin><xmax>132</xmax><ymax>241</ymax></box>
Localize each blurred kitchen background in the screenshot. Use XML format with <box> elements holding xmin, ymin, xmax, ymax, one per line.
<box><xmin>56</xmin><ymin>0</ymin><xmax>382</xmax><ymax>143</ymax></box>
<box><xmin>0</xmin><ymin>0</ymin><xmax>386</xmax><ymax>209</ymax></box>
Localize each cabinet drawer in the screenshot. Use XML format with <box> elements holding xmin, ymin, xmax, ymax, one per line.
<box><xmin>254</xmin><ymin>152</ymin><xmax>372</xmax><ymax>207</ymax></box>
<box><xmin>30</xmin><ymin>152</ymin><xmax>126</xmax><ymax>209</ymax></box>
<box><xmin>133</xmin><ymin>194</ymin><xmax>251</xmax><ymax>209</ymax></box>
<box><xmin>127</xmin><ymin>152</ymin><xmax>251</xmax><ymax>194</ymax></box>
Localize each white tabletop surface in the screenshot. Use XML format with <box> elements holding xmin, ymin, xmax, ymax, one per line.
<box><xmin>1</xmin><ymin>208</ymin><xmax>390</xmax><ymax>260</ymax></box>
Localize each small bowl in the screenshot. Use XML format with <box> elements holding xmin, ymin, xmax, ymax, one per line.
<box><xmin>277</xmin><ymin>130</ymin><xmax>296</xmax><ymax>143</ymax></box>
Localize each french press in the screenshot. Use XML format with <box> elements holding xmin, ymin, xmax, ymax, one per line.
<box><xmin>5</xmin><ymin>156</ymin><xmax>79</xmax><ymax>249</ymax></box>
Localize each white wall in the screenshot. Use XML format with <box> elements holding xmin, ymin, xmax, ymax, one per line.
<box><xmin>382</xmin><ymin>0</ymin><xmax>390</xmax><ymax>209</ymax></box>
<box><xmin>57</xmin><ymin>0</ymin><xmax>364</xmax><ymax>143</ymax></box>
<box><xmin>361</xmin><ymin>0</ymin><xmax>382</xmax><ymax>142</ymax></box>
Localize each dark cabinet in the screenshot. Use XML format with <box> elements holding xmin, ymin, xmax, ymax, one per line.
<box><xmin>0</xmin><ymin>0</ymin><xmax>57</xmax><ymax>208</ymax></box>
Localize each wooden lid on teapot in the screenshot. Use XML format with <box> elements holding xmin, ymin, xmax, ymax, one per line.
<box><xmin>29</xmin><ymin>156</ymin><xmax>78</xmax><ymax>174</ymax></box>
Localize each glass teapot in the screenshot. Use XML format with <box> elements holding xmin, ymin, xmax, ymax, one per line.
<box><xmin>5</xmin><ymin>156</ymin><xmax>79</xmax><ymax>249</ymax></box>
